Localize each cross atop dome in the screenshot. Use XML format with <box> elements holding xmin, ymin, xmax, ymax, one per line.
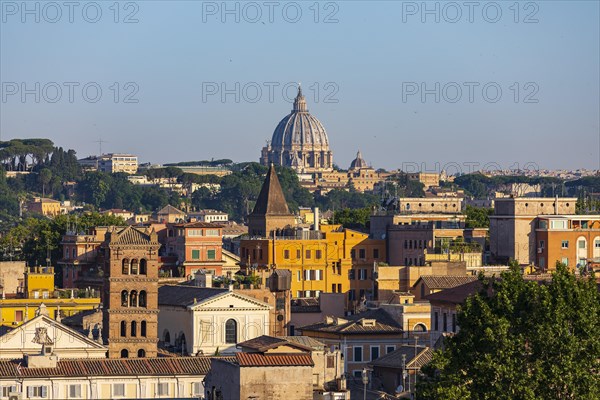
<box><xmin>292</xmin><ymin>85</ymin><xmax>308</xmax><ymax>113</ymax></box>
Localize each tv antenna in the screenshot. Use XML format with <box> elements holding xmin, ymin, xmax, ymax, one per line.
<box><xmin>94</xmin><ymin>138</ymin><xmax>108</xmax><ymax>155</ymax></box>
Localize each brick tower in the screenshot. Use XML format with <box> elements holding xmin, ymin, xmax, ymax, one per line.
<box><xmin>102</xmin><ymin>226</ymin><xmax>160</xmax><ymax>358</ymax></box>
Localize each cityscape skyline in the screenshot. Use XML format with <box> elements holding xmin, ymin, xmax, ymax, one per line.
<box><xmin>1</xmin><ymin>1</ymin><xmax>599</xmax><ymax>171</ymax></box>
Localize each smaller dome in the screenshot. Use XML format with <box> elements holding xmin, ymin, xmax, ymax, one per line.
<box><xmin>350</xmin><ymin>151</ymin><xmax>368</xmax><ymax>170</ymax></box>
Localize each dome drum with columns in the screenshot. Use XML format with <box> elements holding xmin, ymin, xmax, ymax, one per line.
<box><xmin>261</xmin><ymin>86</ymin><xmax>333</xmax><ymax>174</ymax></box>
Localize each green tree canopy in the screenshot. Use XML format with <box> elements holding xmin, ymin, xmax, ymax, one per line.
<box><xmin>417</xmin><ymin>263</ymin><xmax>600</xmax><ymax>400</ymax></box>
<box><xmin>464</xmin><ymin>205</ymin><xmax>493</xmax><ymax>228</ymax></box>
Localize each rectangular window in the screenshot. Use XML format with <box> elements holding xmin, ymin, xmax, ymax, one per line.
<box><xmin>370</xmin><ymin>346</ymin><xmax>380</xmax><ymax>361</ymax></box>
<box><xmin>353</xmin><ymin>346</ymin><xmax>363</xmax><ymax>362</ymax></box>
<box><xmin>191</xmin><ymin>249</ymin><xmax>200</xmax><ymax>259</ymax></box>
<box><xmin>443</xmin><ymin>313</ymin><xmax>448</xmax><ymax>332</ymax></box>
<box><xmin>539</xmin><ymin>257</ymin><xmax>545</xmax><ymax>268</ymax></box>
<box><xmin>348</xmin><ymin>269</ymin><xmax>355</xmax><ymax>280</ymax></box>
<box><xmin>207</xmin><ymin>249</ymin><xmax>216</xmax><ymax>260</ymax></box>
<box><xmin>297</xmin><ymin>271</ymin><xmax>301</xmax><ymax>281</ymax></box>
<box><xmin>205</xmin><ymin>229</ymin><xmax>219</xmax><ymax>236</ymax></box>
<box><xmin>539</xmin><ymin>240</ymin><xmax>545</xmax><ymax>249</ymax></box>
<box><xmin>562</xmin><ymin>257</ymin><xmax>569</xmax><ymax>266</ymax></box>
<box><xmin>113</xmin><ymin>384</ymin><xmax>125</xmax><ymax>397</ymax></box>
<box><xmin>284</xmin><ymin>250</ymin><xmax>290</xmax><ymax>259</ymax></box>
<box><xmin>69</xmin><ymin>384</ymin><xmax>82</xmax><ymax>398</ymax></box>
<box><xmin>305</xmin><ymin>270</ymin><xmax>311</xmax><ymax>281</ymax></box>
<box><xmin>351</xmin><ymin>249</ymin><xmax>356</xmax><ymax>259</ymax></box>
<box><xmin>316</xmin><ymin>270</ymin><xmax>323</xmax><ymax>280</ymax></box>
<box><xmin>332</xmin><ymin>283</ymin><xmax>336</xmax><ymax>293</ymax></box>
<box><xmin>452</xmin><ymin>313</ymin><xmax>457</xmax><ymax>332</ymax></box>
<box><xmin>42</xmin><ymin>291</ymin><xmax>49</xmax><ymax>299</ymax></box>
<box><xmin>327</xmin><ymin>355</ymin><xmax>335</xmax><ymax>368</ymax></box>
<box><xmin>386</xmin><ymin>345</ymin><xmax>395</xmax><ymax>354</ymax></box>
<box><xmin>579</xmin><ymin>240</ymin><xmax>586</xmax><ymax>249</ymax></box>
<box><xmin>434</xmin><ymin>312</ymin><xmax>439</xmax><ymax>331</ymax></box>
<box><xmin>550</xmin><ymin>220</ymin><xmax>565</xmax><ymax>229</ymax></box>
<box><xmin>337</xmin><ymin>283</ymin><xmax>341</xmax><ymax>293</ymax></box>
<box><xmin>561</xmin><ymin>240</ymin><xmax>569</xmax><ymax>249</ymax></box>
<box><xmin>27</xmin><ymin>386</ymin><xmax>48</xmax><ymax>398</ymax></box>
<box><xmin>296</xmin><ymin>249</ymin><xmax>301</xmax><ymax>259</ymax></box>
<box><xmin>306</xmin><ymin>250</ymin><xmax>311</xmax><ymax>259</ymax></box>
<box><xmin>316</xmin><ymin>250</ymin><xmax>322</xmax><ymax>259</ymax></box>
<box><xmin>192</xmin><ymin>383</ymin><xmax>202</xmax><ymax>396</ymax></box>
<box><xmin>157</xmin><ymin>383</ymin><xmax>169</xmax><ymax>396</ymax></box>
<box><xmin>359</xmin><ymin>249</ymin><xmax>366</xmax><ymax>259</ymax></box>
<box><xmin>188</xmin><ymin>229</ymin><xmax>203</xmax><ymax>237</ymax></box>
<box><xmin>596</xmin><ymin>241</ymin><xmax>600</xmax><ymax>248</ymax></box>
<box><xmin>373</xmin><ymin>249</ymin><xmax>379</xmax><ymax>259</ymax></box>
<box><xmin>359</xmin><ymin>269</ymin><xmax>367</xmax><ymax>280</ymax></box>
<box><xmin>348</xmin><ymin>289</ymin><xmax>356</xmax><ymax>301</ymax></box>
<box><xmin>15</xmin><ymin>310</ymin><xmax>23</xmax><ymax>322</ymax></box>
<box><xmin>2</xmin><ymin>386</ymin><xmax>17</xmax><ymax>397</ymax></box>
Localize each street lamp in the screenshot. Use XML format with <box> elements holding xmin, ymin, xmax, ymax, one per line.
<box><xmin>361</xmin><ymin>368</ymin><xmax>369</xmax><ymax>400</ymax></box>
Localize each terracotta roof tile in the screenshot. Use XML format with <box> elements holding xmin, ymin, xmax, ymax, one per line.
<box><xmin>236</xmin><ymin>353</ymin><xmax>313</xmax><ymax>367</ymax></box>
<box><xmin>425</xmin><ymin>280</ymin><xmax>483</xmax><ymax>305</ymax></box>
<box><xmin>417</xmin><ymin>275</ymin><xmax>478</xmax><ymax>290</ymax></box>
<box><xmin>0</xmin><ymin>356</ymin><xmax>235</xmax><ymax>378</ymax></box>
<box><xmin>299</xmin><ymin>308</ymin><xmax>403</xmax><ymax>335</ymax></box>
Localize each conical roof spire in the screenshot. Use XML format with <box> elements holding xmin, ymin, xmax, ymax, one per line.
<box><xmin>251</xmin><ymin>164</ymin><xmax>291</xmax><ymax>216</ymax></box>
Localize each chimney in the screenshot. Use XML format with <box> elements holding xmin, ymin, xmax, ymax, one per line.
<box><xmin>554</xmin><ymin>195</ymin><xmax>559</xmax><ymax>215</ymax></box>
<box><xmin>313</xmin><ymin>207</ymin><xmax>320</xmax><ymax>231</ymax></box>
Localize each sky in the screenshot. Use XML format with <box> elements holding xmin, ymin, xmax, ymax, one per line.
<box><xmin>1</xmin><ymin>0</ymin><xmax>599</xmax><ymax>173</ymax></box>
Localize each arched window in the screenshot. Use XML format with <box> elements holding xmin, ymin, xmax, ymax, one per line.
<box><xmin>121</xmin><ymin>290</ymin><xmax>128</xmax><ymax>307</ymax></box>
<box><xmin>140</xmin><ymin>259</ymin><xmax>147</xmax><ymax>275</ymax></box>
<box><xmin>164</xmin><ymin>330</ymin><xmax>170</xmax><ymax>344</ymax></box>
<box><xmin>138</xmin><ymin>349</ymin><xmax>146</xmax><ymax>358</ymax></box>
<box><xmin>131</xmin><ymin>259</ymin><xmax>139</xmax><ymax>275</ymax></box>
<box><xmin>141</xmin><ymin>321</ymin><xmax>147</xmax><ymax>337</ymax></box>
<box><xmin>225</xmin><ymin>319</ymin><xmax>237</xmax><ymax>344</ymax></box>
<box><xmin>120</xmin><ymin>321</ymin><xmax>127</xmax><ymax>337</ymax></box>
<box><xmin>131</xmin><ymin>321</ymin><xmax>137</xmax><ymax>337</ymax></box>
<box><xmin>130</xmin><ymin>290</ymin><xmax>137</xmax><ymax>307</ymax></box>
<box><xmin>139</xmin><ymin>291</ymin><xmax>147</xmax><ymax>308</ymax></box>
<box><xmin>413</xmin><ymin>323</ymin><xmax>427</xmax><ymax>332</ymax></box>
<box><xmin>120</xmin><ymin>349</ymin><xmax>128</xmax><ymax>358</ymax></box>
<box><xmin>122</xmin><ymin>259</ymin><xmax>129</xmax><ymax>275</ymax></box>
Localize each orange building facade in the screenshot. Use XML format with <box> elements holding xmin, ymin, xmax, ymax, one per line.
<box><xmin>164</xmin><ymin>221</ymin><xmax>225</xmax><ymax>278</ymax></box>
<box><xmin>535</xmin><ymin>215</ymin><xmax>600</xmax><ymax>271</ymax></box>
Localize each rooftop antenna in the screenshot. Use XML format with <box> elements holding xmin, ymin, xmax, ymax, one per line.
<box><xmin>94</xmin><ymin>138</ymin><xmax>107</xmax><ymax>155</ymax></box>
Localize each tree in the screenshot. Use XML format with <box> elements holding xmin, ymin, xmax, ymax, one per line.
<box><xmin>39</xmin><ymin>168</ymin><xmax>52</xmax><ymax>197</ymax></box>
<box><xmin>464</xmin><ymin>205</ymin><xmax>493</xmax><ymax>228</ymax></box>
<box><xmin>331</xmin><ymin>208</ymin><xmax>372</xmax><ymax>231</ymax></box>
<box><xmin>417</xmin><ymin>263</ymin><xmax>600</xmax><ymax>400</ymax></box>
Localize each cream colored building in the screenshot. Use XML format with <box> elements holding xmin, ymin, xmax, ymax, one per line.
<box><xmin>158</xmin><ymin>285</ymin><xmax>271</xmax><ymax>355</ymax></box>
<box><xmin>397</xmin><ymin>197</ymin><xmax>463</xmax><ymax>214</ymax></box>
<box><xmin>0</xmin><ymin>312</ymin><xmax>107</xmax><ymax>360</ymax></box>
<box><xmin>205</xmin><ymin>336</ymin><xmax>315</xmax><ymax>400</ymax></box>
<box><xmin>407</xmin><ymin>172</ymin><xmax>440</xmax><ymax>188</ymax></box>
<box><xmin>489</xmin><ymin>197</ymin><xmax>577</xmax><ymax>264</ymax></box>
<box><xmin>0</xmin><ymin>356</ymin><xmax>225</xmax><ymax>399</ymax></box>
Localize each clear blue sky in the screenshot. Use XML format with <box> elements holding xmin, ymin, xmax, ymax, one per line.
<box><xmin>1</xmin><ymin>1</ymin><xmax>599</xmax><ymax>172</ymax></box>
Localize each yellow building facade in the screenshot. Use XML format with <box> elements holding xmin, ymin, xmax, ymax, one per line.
<box><xmin>240</xmin><ymin>225</ymin><xmax>386</xmax><ymax>301</ymax></box>
<box><xmin>0</xmin><ymin>266</ymin><xmax>100</xmax><ymax>327</ymax></box>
